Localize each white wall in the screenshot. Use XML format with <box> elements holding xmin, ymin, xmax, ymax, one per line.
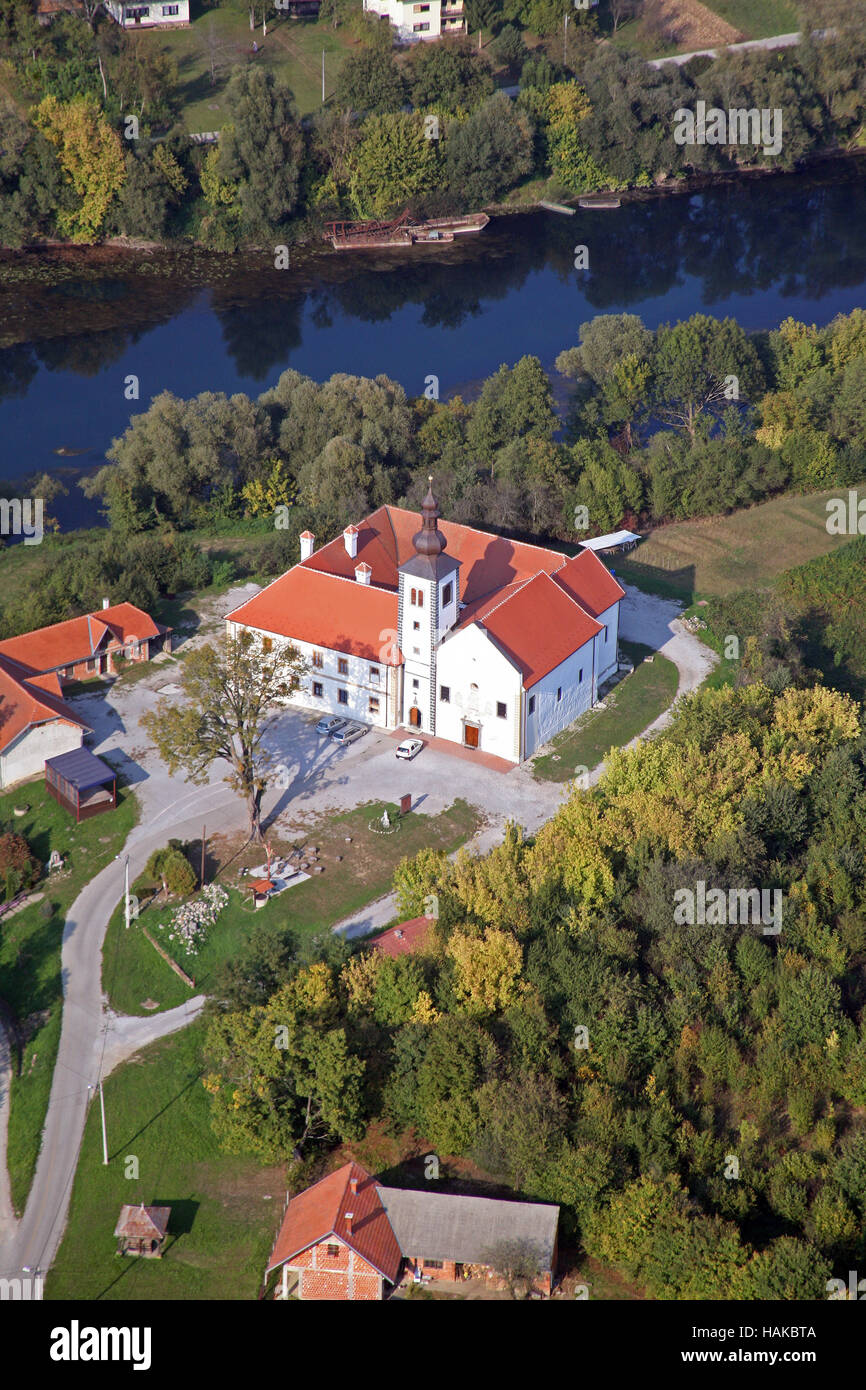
<box><xmin>226</xmin><ymin>621</ymin><xmax>399</xmax><ymax>729</ymax></box>
<box><xmin>593</xmin><ymin>601</ymin><xmax>621</xmax><ymax>686</ymax></box>
<box><xmin>0</xmin><ymin>721</ymin><xmax>84</xmax><ymax>790</ymax></box>
<box><xmin>104</xmin><ymin>0</ymin><xmax>190</xmax><ymax>28</ymax></box>
<box><xmin>435</xmin><ymin>625</ymin><xmax>522</xmax><ymax>762</ymax></box>
<box><xmin>363</xmin><ymin>0</ymin><xmax>443</xmax><ymax>40</ymax></box>
<box><xmin>523</xmin><ymin>637</ymin><xmax>596</xmax><ymax>760</ymax></box>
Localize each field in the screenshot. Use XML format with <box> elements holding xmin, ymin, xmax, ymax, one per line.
<box><xmin>604</xmin><ymin>0</ymin><xmax>799</xmax><ymax>56</ymax></box>
<box><xmin>102</xmin><ymin>798</ymin><xmax>480</xmax><ymax>1016</ymax></box>
<box><xmin>143</xmin><ymin>4</ymin><xmax>356</xmax><ymax>129</ymax></box>
<box><xmin>0</xmin><ymin>779</ymin><xmax>138</xmax><ymax>1212</ymax></box>
<box><xmin>613</xmin><ymin>488</ymin><xmax>855</xmax><ymax>603</ymax></box>
<box><xmin>46</xmin><ymin>1020</ymin><xmax>281</xmax><ymax>1300</ymax></box>
<box><xmin>532</xmin><ymin>640</ymin><xmax>679</xmax><ymax>782</ymax></box>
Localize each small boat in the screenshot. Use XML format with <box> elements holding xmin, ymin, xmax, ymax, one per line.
<box><xmin>578</xmin><ymin>196</ymin><xmax>622</xmax><ymax>210</ymax></box>
<box><xmin>539</xmin><ymin>200</ymin><xmax>575</xmax><ymax>216</ymax></box>
<box><xmin>325</xmin><ymin>209</ymin><xmax>489</xmax><ymax>251</ymax></box>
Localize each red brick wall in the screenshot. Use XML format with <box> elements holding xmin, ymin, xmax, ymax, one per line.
<box><xmin>287</xmin><ymin>1237</ymin><xmax>386</xmax><ymax>1300</ymax></box>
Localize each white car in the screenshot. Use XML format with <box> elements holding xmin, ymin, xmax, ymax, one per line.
<box><xmin>395</xmin><ymin>738</ymin><xmax>424</xmax><ymax>760</ymax></box>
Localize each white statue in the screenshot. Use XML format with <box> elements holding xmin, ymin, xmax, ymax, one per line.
<box><xmin>381</xmin><ymin>809</ymin><xmax>390</xmax><ymax>829</ymax></box>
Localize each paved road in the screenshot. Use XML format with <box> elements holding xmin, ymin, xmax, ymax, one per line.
<box><xmin>647</xmin><ymin>30</ymin><xmax>810</xmax><ymax>68</ymax></box>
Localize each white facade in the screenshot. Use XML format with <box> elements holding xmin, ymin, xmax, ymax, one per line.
<box><xmin>594</xmin><ymin>601</ymin><xmax>621</xmax><ymax>686</ymax></box>
<box><xmin>0</xmin><ymin>720</ymin><xmax>84</xmax><ymax>791</ymax></box>
<box><xmin>363</xmin><ymin>0</ymin><xmax>466</xmax><ymax>42</ymax></box>
<box><xmin>398</xmin><ymin>555</ymin><xmax>459</xmax><ymax>734</ymax></box>
<box><xmin>435</xmin><ymin>624</ymin><xmax>523</xmax><ymax>762</ymax></box>
<box><xmin>522</xmin><ymin>642</ymin><xmax>596</xmax><ymax>761</ymax></box>
<box><xmin>225</xmin><ymin>622</ymin><xmax>400</xmax><ymax>731</ymax></box>
<box><xmin>103</xmin><ymin>0</ymin><xmax>189</xmax><ymax>28</ymax></box>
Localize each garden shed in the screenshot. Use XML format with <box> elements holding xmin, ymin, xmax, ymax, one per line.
<box><xmin>45</xmin><ymin>748</ymin><xmax>117</xmax><ymax>822</ymax></box>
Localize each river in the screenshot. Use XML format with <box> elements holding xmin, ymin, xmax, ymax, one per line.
<box><xmin>2</xmin><ymin>160</ymin><xmax>866</xmax><ymax>530</ymax></box>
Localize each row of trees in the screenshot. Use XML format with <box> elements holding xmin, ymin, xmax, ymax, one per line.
<box><xmin>69</xmin><ymin>306</ymin><xmax>866</xmax><ymax>567</ymax></box>
<box><xmin>199</xmin><ymin>675</ymin><xmax>866</xmax><ymax>1295</ymax></box>
<box><xmin>1</xmin><ymin>1</ymin><xmax>866</xmax><ymax>246</ymax></box>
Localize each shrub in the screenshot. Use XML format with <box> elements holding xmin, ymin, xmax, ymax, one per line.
<box><xmin>146</xmin><ymin>845</ymin><xmax>198</xmax><ymax>896</ymax></box>
<box><xmin>0</xmin><ymin>832</ymin><xmax>40</xmax><ymax>901</ymax></box>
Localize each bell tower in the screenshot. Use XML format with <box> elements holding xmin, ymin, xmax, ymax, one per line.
<box><xmin>397</xmin><ymin>480</ymin><xmax>460</xmax><ymax>734</ymax></box>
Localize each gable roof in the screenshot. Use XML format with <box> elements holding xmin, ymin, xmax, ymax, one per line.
<box><xmin>369</xmin><ymin>916</ymin><xmax>433</xmax><ymax>959</ymax></box>
<box><xmin>228</xmin><ymin>568</ymin><xmax>403</xmax><ymax>666</ymax></box>
<box><xmin>551</xmin><ymin>549</ymin><xmax>626</xmax><ymax>620</ymax></box>
<box><xmin>266</xmin><ymin>1161</ymin><xmax>402</xmax><ymax>1284</ymax></box>
<box><xmin>0</xmin><ymin>654</ymin><xmax>90</xmax><ymax>754</ymax></box>
<box><xmin>477</xmin><ymin>571</ymin><xmax>602</xmax><ymax>689</ymax></box>
<box><xmin>0</xmin><ymin>602</ymin><xmax>164</xmax><ymax>675</ymax></box>
<box><xmin>377</xmin><ymin>1187</ymin><xmax>559</xmax><ymax>1271</ymax></box>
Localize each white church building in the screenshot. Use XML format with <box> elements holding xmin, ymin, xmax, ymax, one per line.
<box><xmin>226</xmin><ymin>484</ymin><xmax>625</xmax><ymax>765</ymax></box>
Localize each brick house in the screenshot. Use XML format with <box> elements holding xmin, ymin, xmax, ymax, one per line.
<box><xmin>0</xmin><ymin>601</ymin><xmax>171</xmax><ymax>686</ymax></box>
<box><xmin>266</xmin><ymin>1161</ymin><xmax>559</xmax><ymax>1300</ymax></box>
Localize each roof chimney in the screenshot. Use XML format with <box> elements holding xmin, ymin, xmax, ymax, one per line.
<box><xmin>300</xmin><ymin>531</ymin><xmax>315</xmax><ymax>562</ymax></box>
<box><xmin>350</xmin><ymin>1176</ymin><xmax>358</xmax><ymax>1195</ymax></box>
<box><xmin>102</xmin><ymin>597</ymin><xmax>110</xmax><ymax>610</ymax></box>
<box><xmin>354</xmin><ymin>562</ymin><xmax>372</xmax><ymax>586</ymax></box>
<box><xmin>345</xmin><ymin>1210</ymin><xmax>354</xmax><ymax>1235</ymax></box>
<box><xmin>343</xmin><ymin>525</ymin><xmax>359</xmax><ymax>559</ymax></box>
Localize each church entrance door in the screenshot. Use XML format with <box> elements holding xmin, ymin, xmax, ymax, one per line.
<box><xmin>463</xmin><ymin>722</ymin><xmax>479</xmax><ymax>749</ymax></box>
<box><xmin>409</xmin><ymin>706</ymin><xmax>421</xmax><ymax>728</ymax></box>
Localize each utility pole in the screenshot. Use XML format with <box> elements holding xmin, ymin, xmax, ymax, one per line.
<box><xmin>123</xmin><ymin>856</ymin><xmax>131</xmax><ymax>932</ymax></box>
<box><xmin>99</xmin><ymin>1080</ymin><xmax>108</xmax><ymax>1165</ymax></box>
<box><xmin>563</xmin><ymin>12</ymin><xmax>569</xmax><ymax>67</ymax></box>
<box><xmin>322</xmin><ymin>49</ymin><xmax>325</xmax><ymax>103</ymax></box>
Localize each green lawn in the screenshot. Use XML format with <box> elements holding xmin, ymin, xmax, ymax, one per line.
<box><xmin>704</xmin><ymin>0</ymin><xmax>799</xmax><ymax>40</ymax></box>
<box><xmin>46</xmin><ymin>1020</ymin><xmax>281</xmax><ymax>1301</ymax></box>
<box><xmin>612</xmin><ymin>488</ymin><xmax>859</xmax><ymax>604</ymax></box>
<box><xmin>144</xmin><ymin>3</ymin><xmax>356</xmax><ymax>129</ymax></box>
<box><xmin>0</xmin><ymin>780</ymin><xmax>138</xmax><ymax>1212</ymax></box>
<box><xmin>103</xmin><ymin>798</ymin><xmax>480</xmax><ymax>1016</ymax></box>
<box><xmin>532</xmin><ymin>640</ymin><xmax>679</xmax><ymax>782</ymax></box>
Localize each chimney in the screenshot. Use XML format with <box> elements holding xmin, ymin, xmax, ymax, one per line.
<box><xmin>343</xmin><ymin>525</ymin><xmax>359</xmax><ymax>559</ymax></box>
<box><xmin>345</xmin><ymin>1210</ymin><xmax>354</xmax><ymax>1235</ymax></box>
<box><xmin>102</xmin><ymin>597</ymin><xmax>110</xmax><ymax>610</ymax></box>
<box><xmin>300</xmin><ymin>531</ymin><xmax>315</xmax><ymax>562</ymax></box>
<box><xmin>395</xmin><ymin>929</ymin><xmax>404</xmax><ymax>940</ymax></box>
<box><xmin>350</xmin><ymin>1176</ymin><xmax>358</xmax><ymax>1196</ymax></box>
<box><xmin>354</xmin><ymin>562</ymin><xmax>372</xmax><ymax>586</ymax></box>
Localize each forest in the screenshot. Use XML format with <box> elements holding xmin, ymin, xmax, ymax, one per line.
<box><xmin>0</xmin><ymin>0</ymin><xmax>864</xmax><ymax>248</ymax></box>
<box><xmin>201</xmin><ymin>674</ymin><xmax>866</xmax><ymax>1298</ymax></box>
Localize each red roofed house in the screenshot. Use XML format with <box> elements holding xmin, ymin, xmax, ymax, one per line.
<box><xmin>265</xmin><ymin>1161</ymin><xmax>560</xmax><ymax>1300</ymax></box>
<box><xmin>227</xmin><ymin>484</ymin><xmax>624</xmax><ymax>764</ymax></box>
<box><xmin>369</xmin><ymin>916</ymin><xmax>433</xmax><ymax>959</ymax></box>
<box><xmin>0</xmin><ymin>600</ymin><xmax>170</xmax><ymax>788</ymax></box>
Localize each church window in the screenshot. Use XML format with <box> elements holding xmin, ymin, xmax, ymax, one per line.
<box><xmin>369</xmin><ymin>696</ymin><xmax>380</xmax><ymax>715</ymax></box>
<box><xmin>417</xmin><ymin>590</ymin><xmax>424</xmax><ymax>608</ymax></box>
<box><xmin>370</xmin><ymin>666</ymin><xmax>380</xmax><ymax>683</ymax></box>
<box><xmin>412</xmin><ymin>678</ymin><xmax>419</xmax><ymax>689</ymax></box>
<box><xmin>579</xmin><ymin>668</ymin><xmax>584</xmax><ymax>682</ymax></box>
<box><xmin>442</xmin><ymin>582</ymin><xmax>453</xmax><ymax>607</ymax></box>
<box><xmin>557</xmin><ymin>687</ymin><xmax>562</xmax><ymax>702</ymax></box>
<box><xmin>312</xmin><ymin>681</ymin><xmax>323</xmax><ymax>698</ymax></box>
<box><xmin>262</xmin><ymin>637</ymin><xmax>273</xmax><ymax>654</ymax></box>
<box><xmin>528</xmin><ymin>695</ymin><xmax>536</xmax><ymax>715</ymax></box>
<box><xmin>410</xmin><ymin>588</ymin><xmax>417</xmax><ymax>605</ymax></box>
<box><xmin>497</xmin><ymin>702</ymin><xmax>507</xmax><ymax>719</ymax></box>
<box><xmin>413</xmin><ymin>621</ymin><xmax>420</xmax><ymax>631</ymax></box>
<box><xmin>440</xmin><ymin>686</ymin><xmax>450</xmax><ymax>703</ymax></box>
<box><xmin>338</xmin><ymin>658</ymin><xmax>349</xmax><ymax>675</ymax></box>
<box><xmin>338</xmin><ymin>689</ymin><xmax>348</xmax><ymax>704</ymax></box>
<box><xmin>312</xmin><ymin>651</ymin><xmax>323</xmax><ymax>668</ymax></box>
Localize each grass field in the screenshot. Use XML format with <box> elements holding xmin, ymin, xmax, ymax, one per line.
<box><xmin>46</xmin><ymin>1020</ymin><xmax>282</xmax><ymax>1300</ymax></box>
<box><xmin>102</xmin><ymin>798</ymin><xmax>480</xmax><ymax>1016</ymax></box>
<box><xmin>143</xmin><ymin>3</ymin><xmax>355</xmax><ymax>129</ymax></box>
<box><xmin>532</xmin><ymin>640</ymin><xmax>679</xmax><ymax>782</ymax></box>
<box><xmin>604</xmin><ymin>0</ymin><xmax>799</xmax><ymax>56</ymax></box>
<box><xmin>0</xmin><ymin>780</ymin><xmax>138</xmax><ymax>1212</ymax></box>
<box><xmin>703</xmin><ymin>0</ymin><xmax>799</xmax><ymax>40</ymax></box>
<box><xmin>613</xmin><ymin>489</ymin><xmax>856</xmax><ymax>603</ymax></box>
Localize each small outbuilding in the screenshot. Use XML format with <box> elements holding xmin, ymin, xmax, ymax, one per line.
<box><xmin>45</xmin><ymin>748</ymin><xmax>117</xmax><ymax>822</ymax></box>
<box><xmin>114</xmin><ymin>1204</ymin><xmax>171</xmax><ymax>1258</ymax></box>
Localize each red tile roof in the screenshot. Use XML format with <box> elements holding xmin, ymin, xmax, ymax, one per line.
<box><xmin>228</xmin><ymin>506</ymin><xmax>623</xmax><ymax>684</ymax></box>
<box><xmin>228</xmin><ymin>568</ymin><xmax>403</xmax><ymax>666</ymax></box>
<box><xmin>114</xmin><ymin>1205</ymin><xmax>171</xmax><ymax>1240</ymax></box>
<box><xmin>369</xmin><ymin>916</ymin><xmax>433</xmax><ymax>959</ymax></box>
<box><xmin>479</xmin><ymin>572</ymin><xmax>603</xmax><ymax>688</ymax></box>
<box><xmin>551</xmin><ymin>550</ymin><xmax>626</xmax><ymax>619</ymax></box>
<box><xmin>0</xmin><ymin>602</ymin><xmax>164</xmax><ymax>675</ymax></box>
<box><xmin>0</xmin><ymin>655</ymin><xmax>90</xmax><ymax>754</ymax></box>
<box><xmin>266</xmin><ymin>1161</ymin><xmax>402</xmax><ymax>1284</ymax></box>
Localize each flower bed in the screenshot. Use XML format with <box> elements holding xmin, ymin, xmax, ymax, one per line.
<box><xmin>155</xmin><ymin>883</ymin><xmax>229</xmax><ymax>957</ymax></box>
